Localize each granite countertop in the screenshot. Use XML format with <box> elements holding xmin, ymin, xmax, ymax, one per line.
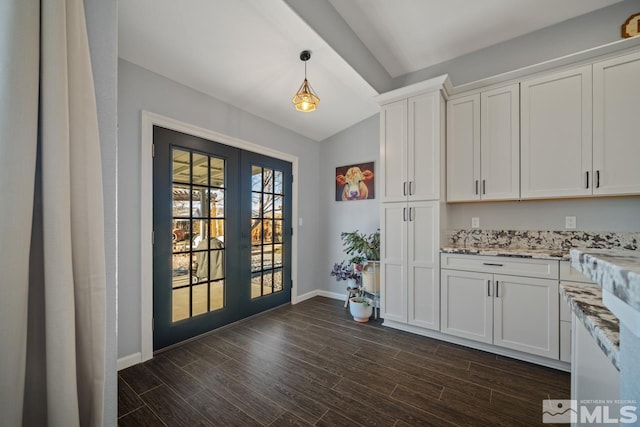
<box><xmin>560</xmin><ymin>282</ymin><xmax>620</xmax><ymax>370</ymax></box>
<box><xmin>570</xmin><ymin>249</ymin><xmax>640</xmax><ymax>312</ymax></box>
<box><xmin>441</xmin><ymin>246</ymin><xmax>569</xmax><ymax>260</ymax></box>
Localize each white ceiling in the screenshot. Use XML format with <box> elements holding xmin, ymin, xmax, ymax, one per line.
<box><xmin>118</xmin><ymin>0</ymin><xmax>621</xmax><ymax>142</ymax></box>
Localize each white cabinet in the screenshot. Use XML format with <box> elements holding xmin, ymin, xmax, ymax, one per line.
<box><xmin>441</xmin><ymin>254</ymin><xmax>560</xmax><ymax>359</ymax></box>
<box><xmin>593</xmin><ymin>51</ymin><xmax>640</xmax><ymax>196</ymax></box>
<box><xmin>380</xmin><ymin>92</ymin><xmax>442</xmax><ymax>203</ymax></box>
<box><xmin>446</xmin><ymin>84</ymin><xmax>519</xmax><ymax>202</ymax></box>
<box><xmin>521</xmin><ymin>66</ymin><xmax>592</xmax><ymax>199</ymax></box>
<box><xmin>446</xmin><ymin>94</ymin><xmax>480</xmax><ymax>201</ymax></box>
<box><xmin>381</xmin><ymin>201</ymin><xmax>440</xmax><ymax>330</ymax></box>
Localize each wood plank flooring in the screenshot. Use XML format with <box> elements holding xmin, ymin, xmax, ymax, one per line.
<box><xmin>118</xmin><ymin>297</ymin><xmax>570</xmax><ymax>426</ymax></box>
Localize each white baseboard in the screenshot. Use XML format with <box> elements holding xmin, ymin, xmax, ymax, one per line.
<box><xmin>292</xmin><ymin>290</ymin><xmax>319</xmax><ymax>304</ymax></box>
<box><xmin>117</xmin><ymin>352</ymin><xmax>142</xmax><ymax>371</ymax></box>
<box><xmin>316</xmin><ymin>290</ymin><xmax>345</xmax><ymax>301</ymax></box>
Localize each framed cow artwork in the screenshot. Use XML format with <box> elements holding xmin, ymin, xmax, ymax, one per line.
<box><xmin>335</xmin><ymin>161</ymin><xmax>375</xmax><ymax>201</ymax></box>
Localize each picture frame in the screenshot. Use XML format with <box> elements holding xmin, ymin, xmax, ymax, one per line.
<box><xmin>335</xmin><ymin>161</ymin><xmax>375</xmax><ymax>201</ymax></box>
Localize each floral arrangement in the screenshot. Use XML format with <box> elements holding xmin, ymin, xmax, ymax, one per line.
<box><xmin>330</xmin><ymin>260</ymin><xmax>360</xmax><ymax>283</ymax></box>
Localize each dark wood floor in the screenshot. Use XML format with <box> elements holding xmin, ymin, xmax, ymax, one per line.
<box><xmin>118</xmin><ymin>296</ymin><xmax>570</xmax><ymax>426</ymax></box>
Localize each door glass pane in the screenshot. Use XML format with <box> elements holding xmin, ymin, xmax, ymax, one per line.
<box><xmin>251</xmin><ymin>163</ymin><xmax>285</xmax><ymax>299</ymax></box>
<box><xmin>192</xmin><ymin>153</ymin><xmax>208</xmax><ymax>185</ymax></box>
<box><xmin>172</xmin><ymin>147</ymin><xmax>226</xmax><ymax>321</ymax></box>
<box><xmin>173</xmin><ymin>150</ymin><xmax>190</xmax><ymax>183</ymax></box>
<box><xmin>210</xmin><ymin>281</ymin><xmax>224</xmax><ymax>311</ymax></box>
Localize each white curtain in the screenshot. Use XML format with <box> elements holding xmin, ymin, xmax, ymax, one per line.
<box><xmin>0</xmin><ymin>0</ymin><xmax>106</xmax><ymax>425</ymax></box>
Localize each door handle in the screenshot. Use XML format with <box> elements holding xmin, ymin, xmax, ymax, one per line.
<box><xmin>483</xmin><ymin>262</ymin><xmax>503</xmax><ymax>267</ymax></box>
<box><xmin>596</xmin><ymin>170</ymin><xmax>600</xmax><ymax>188</ymax></box>
<box><xmin>409</xmin><ymin>207</ymin><xmax>413</xmax><ymax>222</ymax></box>
<box><xmin>475</xmin><ymin>180</ymin><xmax>478</xmax><ymax>195</ymax></box>
<box><xmin>495</xmin><ymin>280</ymin><xmax>499</xmax><ymax>298</ymax></box>
<box><xmin>482</xmin><ymin>179</ymin><xmax>486</xmax><ymax>195</ymax></box>
<box><xmin>403</xmin><ymin>207</ymin><xmax>407</xmax><ymax>222</ymax></box>
<box><xmin>487</xmin><ymin>280</ymin><xmax>491</xmax><ymax>297</ymax></box>
<box><xmin>409</xmin><ymin>181</ymin><xmax>414</xmax><ymax>196</ymax></box>
<box><xmin>403</xmin><ymin>182</ymin><xmax>407</xmax><ymax>196</ymax></box>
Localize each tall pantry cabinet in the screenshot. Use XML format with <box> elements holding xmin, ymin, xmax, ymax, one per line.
<box><xmin>377</xmin><ymin>77</ymin><xmax>448</xmax><ymax>332</ymax></box>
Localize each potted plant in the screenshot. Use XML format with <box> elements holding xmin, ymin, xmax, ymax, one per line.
<box><xmin>348</xmin><ymin>293</ymin><xmax>373</xmax><ymax>323</ymax></box>
<box><xmin>341</xmin><ymin>230</ymin><xmax>380</xmax><ymax>293</ymax></box>
<box><xmin>330</xmin><ymin>260</ymin><xmax>360</xmax><ymax>289</ymax></box>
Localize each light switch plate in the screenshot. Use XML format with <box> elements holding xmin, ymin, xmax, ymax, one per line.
<box><xmin>565</xmin><ymin>216</ymin><xmax>577</xmax><ymax>229</ymax></box>
<box><xmin>471</xmin><ymin>217</ymin><xmax>480</xmax><ymax>229</ymax></box>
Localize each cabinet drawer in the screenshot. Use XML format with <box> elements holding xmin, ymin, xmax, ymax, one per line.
<box><xmin>560</xmin><ymin>260</ymin><xmax>596</xmax><ymax>284</ymax></box>
<box><xmin>440</xmin><ymin>253</ymin><xmax>559</xmax><ymax>279</ymax></box>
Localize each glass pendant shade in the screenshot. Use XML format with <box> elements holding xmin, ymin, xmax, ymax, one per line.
<box><xmin>292</xmin><ymin>78</ymin><xmax>319</xmax><ymax>112</ymax></box>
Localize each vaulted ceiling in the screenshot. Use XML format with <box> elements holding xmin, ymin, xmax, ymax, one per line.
<box><xmin>119</xmin><ymin>0</ymin><xmax>621</xmax><ymax>141</ymax></box>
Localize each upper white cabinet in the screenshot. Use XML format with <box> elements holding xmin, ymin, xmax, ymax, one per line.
<box><xmin>521</xmin><ymin>66</ymin><xmax>593</xmax><ymax>199</ymax></box>
<box><xmin>380</xmin><ymin>92</ymin><xmax>442</xmax><ymax>203</ymax></box>
<box><xmin>593</xmin><ymin>51</ymin><xmax>640</xmax><ymax>196</ymax></box>
<box><xmin>446</xmin><ymin>94</ymin><xmax>480</xmax><ymax>201</ymax></box>
<box><xmin>446</xmin><ymin>84</ymin><xmax>519</xmax><ymax>202</ymax></box>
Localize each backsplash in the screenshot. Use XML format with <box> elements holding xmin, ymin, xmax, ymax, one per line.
<box><xmin>448</xmin><ymin>230</ymin><xmax>640</xmax><ymax>251</ymax></box>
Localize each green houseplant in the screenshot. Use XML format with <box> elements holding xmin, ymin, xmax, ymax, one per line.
<box><xmin>341</xmin><ymin>229</ymin><xmax>380</xmax><ymax>294</ymax></box>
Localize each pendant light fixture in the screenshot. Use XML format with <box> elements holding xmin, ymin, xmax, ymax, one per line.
<box><xmin>292</xmin><ymin>50</ymin><xmax>320</xmax><ymax>112</ymax></box>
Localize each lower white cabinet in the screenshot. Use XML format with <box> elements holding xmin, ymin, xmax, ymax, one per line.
<box><xmin>381</xmin><ymin>201</ymin><xmax>439</xmax><ymax>330</ymax></box>
<box><xmin>441</xmin><ymin>254</ymin><xmax>560</xmax><ymax>359</ymax></box>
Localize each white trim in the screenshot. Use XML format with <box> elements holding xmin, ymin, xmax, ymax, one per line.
<box><xmin>117</xmin><ymin>352</ymin><xmax>142</xmax><ymax>371</ymax></box>
<box><xmin>292</xmin><ymin>290</ymin><xmax>319</xmax><ymax>304</ymax></box>
<box><xmin>382</xmin><ymin>319</ymin><xmax>571</xmax><ymax>372</ymax></box>
<box><xmin>317</xmin><ymin>290</ymin><xmax>345</xmax><ymax>301</ymax></box>
<box><xmin>140</xmin><ymin>111</ymin><xmax>300</xmax><ymax>362</ymax></box>
<box><xmin>376</xmin><ymin>74</ymin><xmax>451</xmax><ymax>105</ymax></box>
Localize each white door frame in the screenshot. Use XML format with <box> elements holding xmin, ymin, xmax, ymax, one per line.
<box><xmin>140</xmin><ymin>111</ymin><xmax>299</xmax><ymax>363</ymax></box>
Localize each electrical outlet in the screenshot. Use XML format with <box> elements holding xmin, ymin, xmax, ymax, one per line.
<box><xmin>471</xmin><ymin>217</ymin><xmax>480</xmax><ymax>229</ymax></box>
<box><xmin>565</xmin><ymin>216</ymin><xmax>577</xmax><ymax>229</ymax></box>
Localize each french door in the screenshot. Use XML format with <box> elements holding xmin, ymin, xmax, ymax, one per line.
<box><xmin>153</xmin><ymin>126</ymin><xmax>292</xmax><ymax>350</ymax></box>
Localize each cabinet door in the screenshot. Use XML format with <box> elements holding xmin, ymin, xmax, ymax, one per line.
<box><xmin>440</xmin><ymin>269</ymin><xmax>493</xmax><ymax>343</ymax></box>
<box><xmin>493</xmin><ymin>275</ymin><xmax>559</xmax><ymax>358</ymax></box>
<box><xmin>407</xmin><ymin>201</ymin><xmax>439</xmax><ymax>330</ymax></box>
<box><xmin>408</xmin><ymin>92</ymin><xmax>441</xmax><ymax>202</ymax></box>
<box><xmin>380</xmin><ymin>100</ymin><xmax>408</xmax><ymax>203</ymax></box>
<box><xmin>447</xmin><ymin>94</ymin><xmax>480</xmax><ymax>202</ymax></box>
<box><xmin>481</xmin><ymin>84</ymin><xmax>520</xmax><ymax>200</ymax></box>
<box><xmin>593</xmin><ymin>51</ymin><xmax>640</xmax><ymax>196</ymax></box>
<box><xmin>521</xmin><ymin>66</ymin><xmax>592</xmax><ymax>199</ymax></box>
<box><xmin>380</xmin><ymin>203</ymin><xmax>408</xmax><ymax>323</ymax></box>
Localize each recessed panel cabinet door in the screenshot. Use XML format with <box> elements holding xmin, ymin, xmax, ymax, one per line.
<box><xmin>593</xmin><ymin>51</ymin><xmax>640</xmax><ymax>196</ymax></box>
<box><xmin>481</xmin><ymin>84</ymin><xmax>520</xmax><ymax>200</ymax></box>
<box><xmin>493</xmin><ymin>274</ymin><xmax>559</xmax><ymax>359</ymax></box>
<box><xmin>407</xmin><ymin>201</ymin><xmax>439</xmax><ymax>330</ymax></box>
<box><xmin>521</xmin><ymin>66</ymin><xmax>592</xmax><ymax>199</ymax></box>
<box><xmin>440</xmin><ymin>269</ymin><xmax>493</xmax><ymax>343</ymax></box>
<box><xmin>408</xmin><ymin>93</ymin><xmax>441</xmax><ymax>201</ymax></box>
<box><xmin>447</xmin><ymin>94</ymin><xmax>480</xmax><ymax>202</ymax></box>
<box><xmin>380</xmin><ymin>100</ymin><xmax>408</xmax><ymax>203</ymax></box>
<box><xmin>380</xmin><ymin>203</ymin><xmax>408</xmax><ymax>323</ymax></box>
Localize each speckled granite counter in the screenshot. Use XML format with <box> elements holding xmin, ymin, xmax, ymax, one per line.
<box><xmin>560</xmin><ymin>282</ymin><xmax>620</xmax><ymax>370</ymax></box>
<box><xmin>570</xmin><ymin>249</ymin><xmax>640</xmax><ymax>312</ymax></box>
<box><xmin>441</xmin><ymin>246</ymin><xmax>568</xmax><ymax>260</ymax></box>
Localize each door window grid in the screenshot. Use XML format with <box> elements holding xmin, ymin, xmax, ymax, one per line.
<box><xmin>251</xmin><ymin>166</ymin><xmax>285</xmax><ymax>299</ymax></box>
<box><xmin>172</xmin><ymin>149</ymin><xmax>226</xmax><ymax>321</ymax></box>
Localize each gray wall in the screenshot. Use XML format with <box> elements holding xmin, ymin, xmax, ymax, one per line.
<box><xmin>447</xmin><ymin>198</ymin><xmax>640</xmax><ymax>232</ymax></box>
<box><xmin>393</xmin><ymin>0</ymin><xmax>640</xmax><ymax>88</ymax></box>
<box><xmin>118</xmin><ymin>59</ymin><xmax>321</xmax><ymax>359</ymax></box>
<box><xmin>318</xmin><ymin>115</ymin><xmax>380</xmax><ymax>295</ymax></box>
<box><xmin>85</xmin><ymin>0</ymin><xmax>117</xmax><ymax>424</ymax></box>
